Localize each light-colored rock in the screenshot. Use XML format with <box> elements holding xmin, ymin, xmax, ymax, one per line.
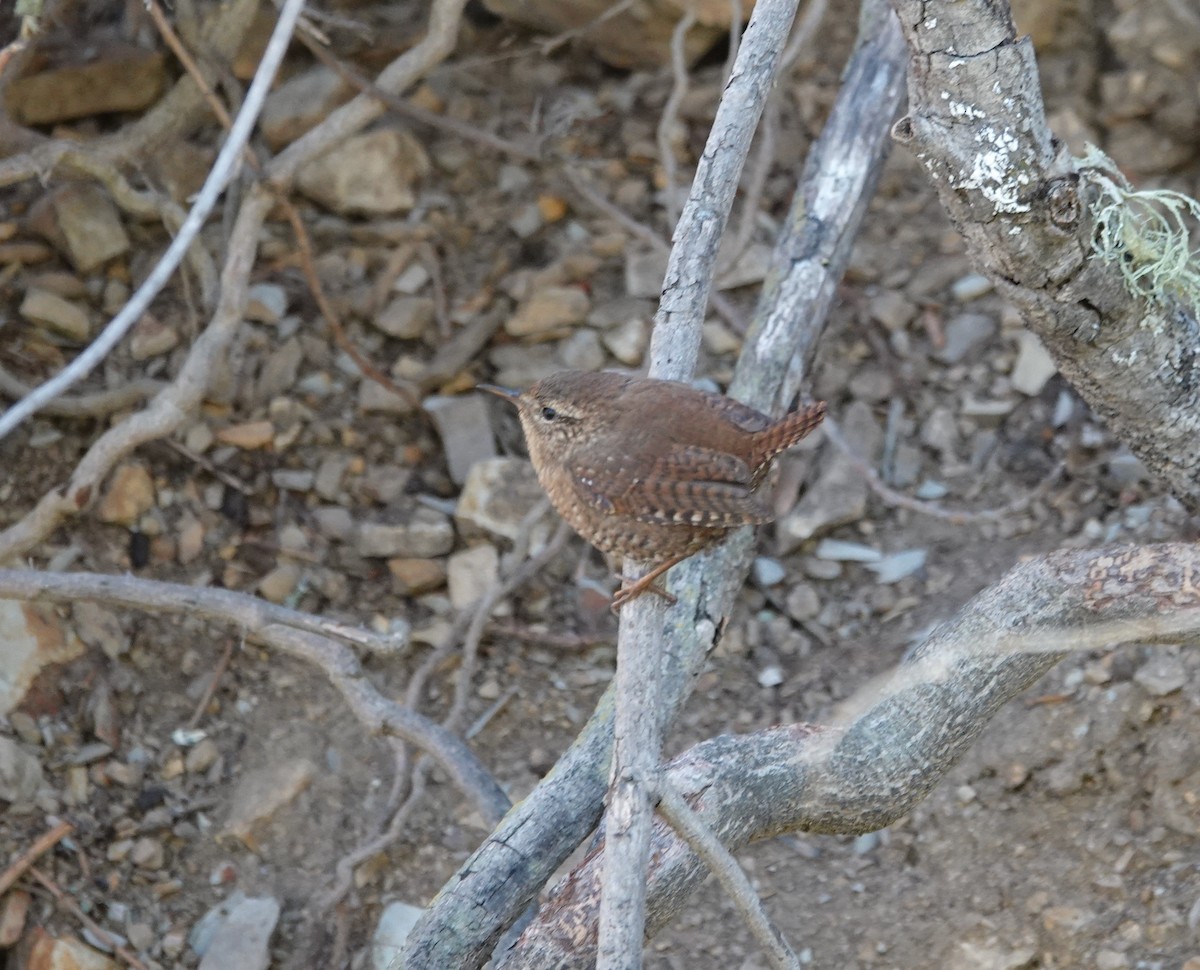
<box><xmin>371</xmin><ymin>901</ymin><xmax>425</xmax><ymax>970</ymax></box>
<box><xmin>129</xmin><ymin>315</ymin><xmax>179</xmax><ymax>360</ymax></box>
<box><xmin>388</xmin><ymin>557</ymin><xmax>447</xmax><ymax>595</ymax></box>
<box><xmin>23</xmin><ymin>928</ymin><xmax>118</xmax><ymax>970</ymax></box>
<box><xmin>868</xmin><ymin>290</ymin><xmax>917</xmax><ymax>331</ymax></box>
<box><xmin>51</xmin><ymin>182</ymin><xmax>131</xmax><ymax>272</ymax></box>
<box><xmin>261</xmin><ymin>65</ymin><xmax>354</xmax><ymax>150</ymax></box>
<box><xmin>456</xmin><ymin>457</ymin><xmax>545</xmax><ymax>543</ymax></box>
<box><xmin>0</xmin><ymin>737</ymin><xmax>42</xmax><ymax>804</ymax></box>
<box><xmin>193</xmin><ymin>892</ymin><xmax>281</xmax><ymax>970</ymax></box>
<box><xmin>865</xmin><ymin>549</ymin><xmax>928</xmax><ymax>583</ymax></box>
<box><xmin>950</xmin><ymin>272</ymin><xmax>994</xmax><ymax>302</ymax></box>
<box><xmin>425</xmin><ymin>394</ymin><xmax>497</xmax><ymax>486</ymax></box>
<box><xmin>358</xmin><ymin>378</ymin><xmax>419</xmax><ymax>415</ymax></box>
<box><xmin>356</xmin><ymin>506</ymin><xmax>455</xmax><ymax>559</ymax></box>
<box><xmin>934</xmin><ymin>312</ymin><xmax>995</xmax><ymax>364</ymax></box>
<box><xmin>297</xmin><ymin>128</ymin><xmax>430</xmax><ymax>215</ymax></box>
<box><xmin>245</xmin><ymin>283</ymin><xmax>288</xmax><ymax>324</ymax></box>
<box><xmin>223</xmin><ymin>758</ymin><xmax>317</xmax><ymax>850</ymax></box>
<box><xmin>448</xmin><ymin>544</ymin><xmax>500</xmax><ymax>610</ymax></box>
<box><xmin>73</xmin><ymin>602</ymin><xmax>128</xmax><ymax>659</ymax></box>
<box><xmin>1133</xmin><ymin>655</ymin><xmax>1186</xmax><ymax>696</ymax></box>
<box><xmin>0</xmin><ymin>888</ymin><xmax>30</xmax><ymax>947</ymax></box>
<box><xmin>506</xmin><ymin>285</ymin><xmax>590</xmax><ymax>337</ymax></box>
<box><xmin>258</xmin><ymin>563</ymin><xmax>302</xmax><ymax>604</ymax></box>
<box><xmin>214</xmin><ymin>421</ymin><xmax>274</xmax><ymax>449</ymax></box>
<box><xmin>557</xmin><ymin>328</ymin><xmax>606</xmax><ymax>371</ymax></box>
<box><xmin>20</xmin><ymin>288</ymin><xmax>90</xmax><ymax>342</ymax></box>
<box><xmin>1010</xmin><ymin>330</ymin><xmax>1058</xmax><ymax>396</ymax></box>
<box><xmin>603</xmin><ymin>315</ymin><xmax>648</xmax><ymax>365</ymax></box>
<box><xmin>375</xmin><ymin>296</ymin><xmax>435</xmax><ymax>339</ymax></box>
<box><xmin>257</xmin><ymin>338</ymin><xmax>303</xmax><ymax>400</ymax></box>
<box><xmin>96</xmin><ymin>463</ymin><xmax>155</xmax><ymax>525</ymax></box>
<box><xmin>5</xmin><ymin>45</ymin><xmax>166</xmax><ymax>125</ymax></box>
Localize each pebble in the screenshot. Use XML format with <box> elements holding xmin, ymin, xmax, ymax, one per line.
<box><xmin>371</xmin><ymin>901</ymin><xmax>425</xmax><ymax>970</ymax></box>
<box><xmin>96</xmin><ymin>463</ymin><xmax>156</xmax><ymax>526</ymax></box>
<box><xmin>359</xmin><ymin>378</ymin><xmax>419</xmax><ymax>415</ymax></box>
<box><xmin>802</xmin><ymin>557</ymin><xmax>842</xmax><ymax>580</ymax></box>
<box><xmin>813</xmin><ymin>539</ymin><xmax>882</xmax><ymax>562</ymax></box>
<box><xmin>425</xmin><ymin>394</ymin><xmax>498</xmax><ymax>486</ymax></box>
<box><xmin>194</xmin><ymin>892</ymin><xmax>281</xmax><ymax>970</ymax></box>
<box><xmin>314</xmin><ymin>454</ymin><xmax>350</xmax><ymax>501</ymax></box>
<box><xmin>920</xmin><ymin>406</ymin><xmax>959</xmax><ymax>455</ymax></box>
<box><xmin>757</xmin><ymin>665</ymin><xmax>784</xmax><ymax>688</ymax></box>
<box><xmin>950</xmin><ymin>272</ymin><xmax>994</xmax><ymax>301</ymax></box>
<box><xmin>19</xmin><ymin>287</ymin><xmax>91</xmax><ymax>341</ymax></box>
<box><xmin>866</xmin><ymin>549</ymin><xmax>927</xmax><ymax>583</ymax></box>
<box><xmin>602</xmin><ymin>315</ymin><xmax>649</xmax><ymax>365</ymax></box>
<box><xmin>24</xmin><ymin>933</ymin><xmax>119</xmax><ymax>969</ymax></box>
<box><xmin>131</xmin><ymin>836</ymin><xmax>165</xmax><ymax>869</ymax></box>
<box><xmin>272</xmin><ymin>469</ymin><xmax>315</xmax><ymax>492</ymax></box>
<box><xmin>73</xmin><ymin>602</ymin><xmax>129</xmax><ymax>659</ymax></box>
<box><xmin>1009</xmin><ymin>330</ymin><xmax>1058</xmax><ymax>396</ymax></box>
<box><xmin>868</xmin><ymin>290</ymin><xmax>917</xmax><ymax>331</ymax></box>
<box><xmin>129</xmin><ymin>315</ymin><xmax>180</xmax><ymax>360</ymax></box>
<box><xmin>506</xmin><ymin>285</ymin><xmax>590</xmax><ymax>337</ymax></box>
<box><xmin>375</xmin><ymin>295</ymin><xmax>435</xmax><ymax>339</ymax></box>
<box><xmin>296</xmin><ymin>128</ymin><xmax>429</xmax><ymax>215</ymax></box>
<box><xmin>1133</xmin><ymin>655</ymin><xmax>1186</xmax><ymax>697</ymax></box>
<box><xmin>456</xmin><ymin>457</ymin><xmax>545</xmax><ymax>542</ymax></box>
<box><xmin>447</xmin><ymin>544</ymin><xmax>500</xmax><ymax>609</ymax></box>
<box><xmin>50</xmin><ymin>181</ymin><xmax>132</xmax><ymax>273</ymax></box>
<box><xmin>313</xmin><ymin>506</ymin><xmax>355</xmax><ymax>541</ymax></box>
<box><xmin>751</xmin><ymin>556</ymin><xmax>786</xmax><ymax>587</ymax></box>
<box><xmin>784</xmin><ymin>583</ymin><xmax>821</xmax><ymax>621</ymax></box>
<box><xmin>222</xmin><ymin>758</ymin><xmax>317</xmax><ymax>848</ymax></box>
<box><xmin>387</xmin><ymin>557</ymin><xmax>447</xmax><ymax>595</ymax></box>
<box><xmin>934</xmin><ymin>312</ymin><xmax>995</xmax><ymax>364</ymax></box>
<box><xmin>356</xmin><ymin>505</ymin><xmax>455</xmax><ymax>558</ymax></box>
<box><xmin>0</xmin><ymin>889</ymin><xmax>29</xmax><ymax>947</ymax></box>
<box><xmin>556</xmin><ymin>328</ymin><xmax>606</xmax><ymax>371</ymax></box>
<box><xmin>0</xmin><ymin>737</ymin><xmax>42</xmax><ymax>803</ymax></box>
<box><xmin>245</xmin><ymin>283</ymin><xmax>288</xmax><ymax>324</ymax></box>
<box><xmin>624</xmin><ymin>248</ymin><xmax>668</xmax><ymax>299</ymax></box>
<box><xmin>257</xmin><ymin>338</ymin><xmax>303</xmax><ymax>400</ymax></box>
<box><xmin>215</xmin><ymin>421</ymin><xmax>275</xmax><ymax>450</ymax></box>
<box><xmin>186</xmin><ymin>738</ymin><xmax>220</xmax><ymax>774</ymax></box>
<box><xmin>258</xmin><ymin>563</ymin><xmax>302</xmax><ymax>604</ymax></box>
<box><xmin>261</xmin><ymin>65</ymin><xmax>353</xmax><ymax>149</ymax></box>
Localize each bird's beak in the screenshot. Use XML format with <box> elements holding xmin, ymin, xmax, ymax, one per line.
<box><xmin>477</xmin><ymin>383</ymin><xmax>521</xmax><ymax>402</ymax></box>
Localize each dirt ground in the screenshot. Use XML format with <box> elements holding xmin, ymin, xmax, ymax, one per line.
<box><xmin>1</xmin><ymin>1</ymin><xmax>1199</xmax><ymax>968</ymax></box>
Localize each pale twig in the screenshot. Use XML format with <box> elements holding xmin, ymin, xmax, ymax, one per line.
<box><xmin>658</xmin><ymin>9</ymin><xmax>698</xmax><ymax>230</ymax></box>
<box><xmin>820</xmin><ymin>416</ymin><xmax>1065</xmax><ymax>524</ymax></box>
<box><xmin>186</xmin><ymin>635</ymin><xmax>238</xmax><ymax>730</ymax></box>
<box><xmin>655</xmin><ymin>783</ymin><xmax>801</xmax><ymax>970</ymax></box>
<box><xmin>0</xmin><ymin>366</ymin><xmax>163</xmax><ymax>418</ymax></box>
<box><xmin>0</xmin><ymin>819</ymin><xmax>73</xmax><ymax>897</ymax></box>
<box><xmin>0</xmin><ymin>0</ymin><xmax>307</xmax><ymax>442</ymax></box>
<box><xmin>0</xmin><ymin>568</ymin><xmax>508</xmax><ymax>824</ymax></box>
<box><xmin>27</xmin><ymin>866</ymin><xmax>149</xmax><ymax>970</ymax></box>
<box><xmin>601</xmin><ymin>2</ymin><xmax>803</xmax><ymax>966</ymax></box>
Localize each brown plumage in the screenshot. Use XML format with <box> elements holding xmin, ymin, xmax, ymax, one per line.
<box><xmin>480</xmin><ymin>370</ymin><xmax>826</xmax><ymax>609</ymax></box>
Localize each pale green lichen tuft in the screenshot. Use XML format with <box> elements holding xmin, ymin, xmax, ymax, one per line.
<box><xmin>1079</xmin><ymin>144</ymin><xmax>1200</xmax><ymax>312</ymax></box>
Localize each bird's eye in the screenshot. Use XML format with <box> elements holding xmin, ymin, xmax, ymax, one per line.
<box><xmin>540</xmin><ymin>406</ymin><xmax>557</xmax><ymax>421</ymax></box>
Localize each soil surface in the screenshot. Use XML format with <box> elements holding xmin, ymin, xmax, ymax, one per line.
<box><xmin>1</xmin><ymin>1</ymin><xmax>1198</xmax><ymax>969</ymax></box>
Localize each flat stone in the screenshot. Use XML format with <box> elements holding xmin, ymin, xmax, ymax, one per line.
<box><xmin>371</xmin><ymin>901</ymin><xmax>425</xmax><ymax>970</ymax></box>
<box><xmin>194</xmin><ymin>892</ymin><xmax>281</xmax><ymax>970</ymax></box>
<box><xmin>214</xmin><ymin>421</ymin><xmax>274</xmax><ymax>449</ymax></box>
<box><xmin>358</xmin><ymin>378</ymin><xmax>419</xmax><ymax>415</ymax></box>
<box><xmin>784</xmin><ymin>583</ymin><xmax>821</xmax><ymax>621</ymax></box>
<box><xmin>950</xmin><ymin>272</ymin><xmax>994</xmax><ymax>302</ymax></box>
<box><xmin>222</xmin><ymin>758</ymin><xmax>317</xmax><ymax>850</ymax></box>
<box><xmin>603</xmin><ymin>315</ymin><xmax>648</xmax><ymax>365</ymax></box>
<box><xmin>813</xmin><ymin>539</ymin><xmax>882</xmax><ymax>562</ymax></box>
<box><xmin>313</xmin><ymin>506</ymin><xmax>355</xmax><ymax>541</ymax></box>
<box><xmin>934</xmin><ymin>312</ymin><xmax>995</xmax><ymax>364</ymax></box>
<box><xmin>297</xmin><ymin>128</ymin><xmax>430</xmax><ymax>215</ymax></box>
<box><xmin>448</xmin><ymin>544</ymin><xmax>500</xmax><ymax>609</ymax></box>
<box><xmin>356</xmin><ymin>505</ymin><xmax>455</xmax><ymax>558</ymax></box>
<box><xmin>506</xmin><ymin>285</ymin><xmax>590</xmax><ymax>337</ymax></box>
<box><xmin>865</xmin><ymin>549</ymin><xmax>927</xmax><ymax>583</ymax></box>
<box><xmin>22</xmin><ymin>930</ymin><xmax>118</xmax><ymax>970</ymax></box>
<box><xmin>245</xmin><ymin>283</ymin><xmax>288</xmax><ymax>324</ymax></box>
<box><xmin>387</xmin><ymin>557</ymin><xmax>447</xmax><ymax>595</ymax></box>
<box><xmin>73</xmin><ymin>602</ymin><xmax>128</xmax><ymax>659</ymax></box>
<box><xmin>375</xmin><ymin>296</ymin><xmax>435</xmax><ymax>339</ymax></box>
<box><xmin>0</xmin><ymin>737</ymin><xmax>42</xmax><ymax>804</ymax></box>
<box><xmin>624</xmin><ymin>248</ymin><xmax>668</xmax><ymax>299</ymax></box>
<box><xmin>751</xmin><ymin>556</ymin><xmax>786</xmax><ymax>587</ymax></box>
<box><xmin>51</xmin><ymin>182</ymin><xmax>131</xmax><ymax>272</ymax></box>
<box><xmin>20</xmin><ymin>287</ymin><xmax>90</xmax><ymax>342</ymax></box>
<box><xmin>129</xmin><ymin>315</ymin><xmax>179</xmax><ymax>360</ymax></box>
<box><xmin>257</xmin><ymin>338</ymin><xmax>303</xmax><ymax>400</ymax></box>
<box><xmin>261</xmin><ymin>65</ymin><xmax>354</xmax><ymax>150</ymax></box>
<box><xmin>258</xmin><ymin>563</ymin><xmax>302</xmax><ymax>604</ymax></box>
<box><xmin>1010</xmin><ymin>330</ymin><xmax>1058</xmax><ymax>396</ymax></box>
<box><xmin>96</xmin><ymin>463</ymin><xmax>155</xmax><ymax>525</ymax></box>
<box><xmin>425</xmin><ymin>394</ymin><xmax>497</xmax><ymax>486</ymax></box>
<box><xmin>1133</xmin><ymin>655</ymin><xmax>1186</xmax><ymax>696</ymax></box>
<box><xmin>556</xmin><ymin>328</ymin><xmax>606</xmax><ymax>371</ymax></box>
<box><xmin>5</xmin><ymin>44</ymin><xmax>166</xmax><ymax>124</ymax></box>
<box><xmin>456</xmin><ymin>457</ymin><xmax>545</xmax><ymax>543</ymax></box>
<box><xmin>868</xmin><ymin>290</ymin><xmax>917</xmax><ymax>331</ymax></box>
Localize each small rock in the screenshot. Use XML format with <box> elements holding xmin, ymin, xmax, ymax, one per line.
<box><xmin>508</xmin><ymin>203</ymin><xmax>544</xmax><ymax>239</ymax></box>
<box><xmin>603</xmin><ymin>316</ymin><xmax>649</xmax><ymax>365</ymax></box>
<box><xmin>194</xmin><ymin>892</ymin><xmax>281</xmax><ymax>970</ymax></box>
<box><xmin>456</xmin><ymin>458</ymin><xmax>546</xmax><ymax>543</ymax></box>
<box><xmin>50</xmin><ymin>182</ymin><xmax>131</xmax><ymax>272</ymax></box>
<box><xmin>245</xmin><ymin>283</ymin><xmax>288</xmax><ymax>324</ymax></box>
<box><xmin>129</xmin><ymin>315</ymin><xmax>179</xmax><ymax>360</ymax></box>
<box><xmin>1133</xmin><ymin>655</ymin><xmax>1186</xmax><ymax>696</ymax></box>
<box><xmin>23</xmin><ymin>929</ymin><xmax>118</xmax><ymax>970</ymax></box>
<box><xmin>954</xmin><ymin>941</ymin><xmax>1036</xmax><ymax>970</ymax></box>
<box><xmin>624</xmin><ymin>249</ymin><xmax>668</xmax><ymax>298</ymax></box>
<box><xmin>371</xmin><ymin>901</ymin><xmax>425</xmax><ymax>970</ymax></box>
<box><xmin>0</xmin><ymin>737</ymin><xmax>42</xmax><ymax>803</ymax></box>
<box><xmin>186</xmin><ymin>738</ymin><xmax>220</xmax><ymax>774</ymax></box>
<box><xmin>1095</xmin><ymin>950</ymin><xmax>1129</xmax><ymax>970</ymax></box>
<box><xmin>915</xmin><ymin>479</ymin><xmax>949</xmax><ymax>500</ymax></box>
<box><xmin>261</xmin><ymin>65</ymin><xmax>354</xmax><ymax>150</ymax></box>
<box><xmin>72</xmin><ymin>602</ymin><xmax>128</xmax><ymax>659</ymax></box>
<box><xmin>920</xmin><ymin>406</ymin><xmax>959</xmax><ymax>455</ymax></box>
<box><xmin>223</xmin><ymin>758</ymin><xmax>317</xmax><ymax>850</ymax></box>
<box><xmin>865</xmin><ymin>549</ymin><xmax>927</xmax><ymax>583</ymax></box>
<box><xmin>214</xmin><ymin>421</ymin><xmax>274</xmax><ymax>449</ymax></box>
<box><xmin>258</xmin><ymin>563</ymin><xmax>302</xmax><ymax>604</ymax></box>
<box><xmin>813</xmin><ymin>539</ymin><xmax>882</xmax><ymax>562</ymax></box>
<box><xmin>358</xmin><ymin>378</ymin><xmax>419</xmax><ymax>415</ymax></box>
<box><xmin>556</xmin><ymin>328</ymin><xmax>606</xmax><ymax>371</ymax></box>
<box><xmin>784</xmin><ymin>583</ymin><xmax>821</xmax><ymax>621</ymax></box>
<box><xmin>388</xmin><ymin>557</ymin><xmax>447</xmax><ymax>595</ymax></box>
<box><xmin>297</xmin><ymin>128</ymin><xmax>430</xmax><ymax>215</ymax></box>
<box><xmin>314</xmin><ymin>454</ymin><xmax>350</xmax><ymax>501</ymax></box>
<box><xmin>757</xmin><ymin>665</ymin><xmax>784</xmax><ymax>688</ymax></box>
<box><xmin>447</xmin><ymin>544</ymin><xmax>500</xmax><ymax>610</ymax></box>
<box><xmin>425</xmin><ymin>394</ymin><xmax>498</xmax><ymax>486</ymax></box>
<box><xmin>375</xmin><ymin>296</ymin><xmax>435</xmax><ymax>339</ymax></box>
<box><xmin>934</xmin><ymin>312</ymin><xmax>995</xmax><ymax>364</ymax></box>
<box><xmin>950</xmin><ymin>272</ymin><xmax>994</xmax><ymax>301</ymax></box>
<box><xmin>314</xmin><ymin>506</ymin><xmax>355</xmax><ymax>541</ymax></box>
<box><xmin>868</xmin><ymin>290</ymin><xmax>917</xmax><ymax>331</ymax></box>
<box><xmin>1009</xmin><ymin>330</ymin><xmax>1057</xmax><ymax>396</ymax></box>
<box><xmin>20</xmin><ymin>287</ymin><xmax>90</xmax><ymax>342</ymax></box>
<box><xmin>506</xmin><ymin>285</ymin><xmax>590</xmax><ymax>337</ymax></box>
<box><xmin>0</xmin><ymin>601</ymin><xmax>86</xmax><ymax>715</ymax></box>
<box><xmin>751</xmin><ymin>557</ymin><xmax>786</xmax><ymax>587</ymax></box>
<box><xmin>131</xmin><ymin>837</ymin><xmax>165</xmax><ymax>869</ymax></box>
<box><xmin>257</xmin><ymin>339</ymin><xmax>303</xmax><ymax>400</ymax></box>
<box><xmin>356</xmin><ymin>505</ymin><xmax>455</xmax><ymax>558</ymax></box>
<box><xmin>96</xmin><ymin>463</ymin><xmax>155</xmax><ymax>525</ymax></box>
<box><xmin>0</xmin><ymin>889</ymin><xmax>30</xmax><ymax>947</ymax></box>
<box><xmin>272</xmin><ymin>469</ymin><xmax>315</xmax><ymax>492</ymax></box>
<box><xmin>362</xmin><ymin>465</ymin><xmax>413</xmax><ymax>505</ymax></box>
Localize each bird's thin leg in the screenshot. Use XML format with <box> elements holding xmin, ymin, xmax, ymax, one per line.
<box><xmin>611</xmin><ymin>555</ymin><xmax>689</xmax><ymax>611</ymax></box>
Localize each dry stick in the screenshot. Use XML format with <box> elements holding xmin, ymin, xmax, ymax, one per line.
<box><xmin>821</xmin><ymin>416</ymin><xmax>1066</xmax><ymax>524</ymax></box>
<box><xmin>27</xmin><ymin>866</ymin><xmax>149</xmax><ymax>970</ymax></box>
<box><xmin>401</xmin><ymin>5</ymin><xmax>905</xmax><ymax>967</ymax></box>
<box><xmin>657</xmin><ymin>8</ymin><xmax>698</xmax><ymax>231</ymax></box>
<box><xmin>0</xmin><ymin>0</ymin><xmax>307</xmax><ymax>442</ymax></box>
<box><xmin>186</xmin><ymin>635</ymin><xmax>238</xmax><ymax>730</ymax></box>
<box><xmin>0</xmin><ymin>366</ymin><xmax>163</xmax><ymax>419</ymax></box>
<box><xmin>0</xmin><ymin>569</ymin><xmax>507</xmax><ymax>825</ymax></box>
<box><xmin>600</xmin><ymin>2</ymin><xmax>802</xmax><ymax>967</ymax></box>
<box><xmin>0</xmin><ymin>819</ymin><xmax>73</xmax><ymax>897</ymax></box>
<box><xmin>654</xmin><ymin>784</ymin><xmax>801</xmax><ymax>970</ymax></box>
<box><xmin>509</xmin><ymin>544</ymin><xmax>1200</xmax><ymax>966</ymax></box>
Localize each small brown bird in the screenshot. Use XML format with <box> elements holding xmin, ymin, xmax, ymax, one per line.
<box><xmin>480</xmin><ymin>370</ymin><xmax>826</xmax><ymax>609</ymax></box>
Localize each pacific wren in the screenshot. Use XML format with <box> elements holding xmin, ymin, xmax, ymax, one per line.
<box><xmin>480</xmin><ymin>370</ymin><xmax>826</xmax><ymax>609</ymax></box>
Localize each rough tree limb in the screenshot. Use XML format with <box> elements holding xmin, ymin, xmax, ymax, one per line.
<box><xmin>399</xmin><ymin>4</ymin><xmax>907</xmax><ymax>965</ymax></box>
<box><xmin>884</xmin><ymin>0</ymin><xmax>1200</xmax><ymax>510</ymax></box>
<box><xmin>505</xmin><ymin>542</ymin><xmax>1200</xmax><ymax>966</ymax></box>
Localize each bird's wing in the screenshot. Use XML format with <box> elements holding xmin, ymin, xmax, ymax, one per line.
<box><xmin>568</xmin><ymin>444</ymin><xmax>772</xmax><ymax>527</ymax></box>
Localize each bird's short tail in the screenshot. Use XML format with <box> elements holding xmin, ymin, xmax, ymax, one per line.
<box><xmin>753</xmin><ymin>401</ymin><xmax>827</xmax><ymax>464</ymax></box>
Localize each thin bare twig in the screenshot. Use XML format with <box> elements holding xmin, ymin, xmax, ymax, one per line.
<box><xmin>658</xmin><ymin>9</ymin><xmax>698</xmax><ymax>230</ymax></box>
<box><xmin>186</xmin><ymin>636</ymin><xmax>239</xmax><ymax>729</ymax></box>
<box><xmin>0</xmin><ymin>819</ymin><xmax>73</xmax><ymax>897</ymax></box>
<box><xmin>0</xmin><ymin>366</ymin><xmax>163</xmax><ymax>418</ymax></box>
<box><xmin>655</xmin><ymin>783</ymin><xmax>801</xmax><ymax>970</ymax></box>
